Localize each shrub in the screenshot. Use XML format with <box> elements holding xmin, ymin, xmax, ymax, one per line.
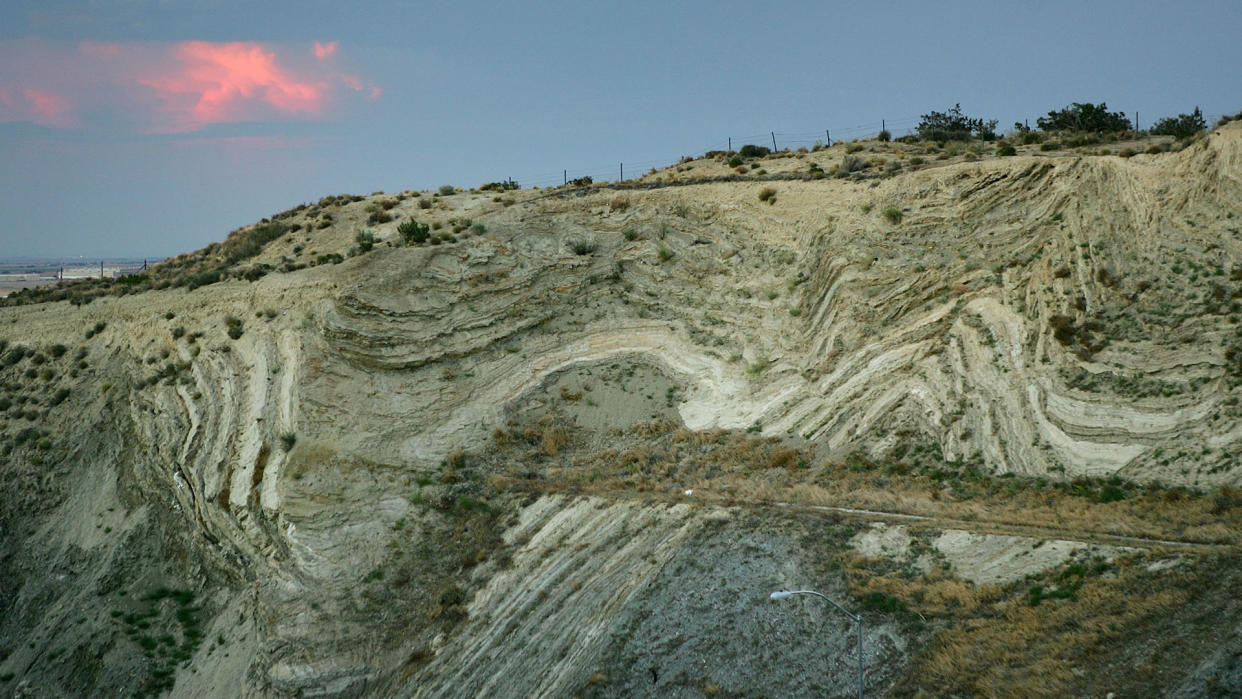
<box><xmin>186</xmin><ymin>270</ymin><xmax>222</xmax><ymax>290</ymax></box>
<box><xmin>882</xmin><ymin>205</ymin><xmax>903</xmax><ymax>224</ymax></box>
<box><xmin>398</xmin><ymin>219</ymin><xmax>430</xmax><ymax>245</ymax></box>
<box><xmin>354</xmin><ymin>230</ymin><xmax>375</xmax><ymax>253</ymax></box>
<box><xmin>1037</xmin><ymin>102</ymin><xmax>1131</xmax><ymax>133</ymax></box>
<box><xmin>728</xmin><ymin>155</ymin><xmax>744</xmax><ymax>167</ymax></box>
<box><xmin>279</xmin><ymin>432</ymin><xmax>296</xmax><ymax>452</ymax></box>
<box><xmin>221</xmin><ymin>222</ymin><xmax>288</xmax><ymax>265</ymax></box>
<box><xmin>861</xmin><ymin>591</ymin><xmax>907</xmax><ymax>613</ymax></box>
<box><xmin>877</xmin><ymin>129</ymin><xmax>891</xmax><ymax>142</ymax></box>
<box><xmin>418</xmin><ymin>198</ymin><xmax>433</xmax><ymax>210</ymax></box>
<box><xmin>568</xmin><ymin>176</ymin><xmax>593</xmax><ymax>186</ymax></box>
<box><xmin>739</xmin><ymin>144</ymin><xmax>770</xmax><ymax>158</ymax></box>
<box><xmin>837</xmin><ymin>155</ymin><xmax>867</xmax><ymax>177</ymax></box>
<box><xmin>657</xmin><ymin>247</ymin><xmax>673</xmax><ymax>262</ymax></box>
<box><xmin>997</xmin><ymin>143</ymin><xmax>1017</xmax><ymax>156</ymax></box>
<box><xmin>568</xmin><ymin>240</ymin><xmax>598</xmax><ymax>256</ymax></box>
<box><xmin>758</xmin><ymin>186</ymin><xmax>777</xmax><ymax>203</ymax></box>
<box><xmin>1151</xmin><ymin>107</ymin><xmax>1206</xmax><ymax>139</ymax></box>
<box><xmin>438</xmin><ymin>185</ymin><xmax>456</xmax><ymax>196</ymax></box>
<box><xmin>480</xmin><ymin>180</ymin><xmax>519</xmax><ymax>191</ymax></box>
<box><xmin>917</xmin><ymin>104</ymin><xmax>998</xmax><ymax>141</ymax></box>
<box><xmin>225</xmin><ymin>316</ymin><xmax>244</xmax><ymax>340</ymax></box>
<box><xmin>367</xmin><ymin>210</ymin><xmax>393</xmax><ymax>225</ymax></box>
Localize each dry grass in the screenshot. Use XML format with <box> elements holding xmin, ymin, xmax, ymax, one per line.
<box><xmin>888</xmin><ymin>556</ymin><xmax>1200</xmax><ymax>696</ymax></box>
<box><xmin>484</xmin><ymin>418</ymin><xmax>1242</xmax><ymax>548</ymax></box>
<box><xmin>540</xmin><ymin>427</ymin><xmax>569</xmax><ymax>456</ymax></box>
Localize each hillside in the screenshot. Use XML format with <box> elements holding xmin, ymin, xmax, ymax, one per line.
<box><xmin>2</xmin><ymin>123</ymin><xmax>1242</xmax><ymax>697</ymax></box>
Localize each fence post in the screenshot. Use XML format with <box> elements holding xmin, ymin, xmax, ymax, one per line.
<box><xmin>728</xmin><ymin>137</ymin><xmax>732</xmax><ymax>152</ymax></box>
<box><xmin>620</xmin><ymin>163</ymin><xmax>623</xmax><ymax>181</ymax></box>
<box><xmin>882</xmin><ymin>119</ymin><xmax>886</xmax><ymax>133</ymax></box>
<box><xmin>563</xmin><ymin>170</ymin><xmax>567</xmax><ymax>185</ymax></box>
<box><xmin>771</xmin><ymin>131</ymin><xmax>777</xmax><ymax>151</ymax></box>
<box><xmin>826</xmin><ymin>129</ymin><xmax>831</xmax><ymax>146</ymax></box>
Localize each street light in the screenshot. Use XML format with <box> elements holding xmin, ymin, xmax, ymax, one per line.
<box><xmin>769</xmin><ymin>589</ymin><xmax>864</xmax><ymax>699</ymax></box>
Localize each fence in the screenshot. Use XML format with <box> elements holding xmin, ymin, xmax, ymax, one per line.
<box><xmin>500</xmin><ymin>110</ymin><xmax>1233</xmax><ymax>190</ymax></box>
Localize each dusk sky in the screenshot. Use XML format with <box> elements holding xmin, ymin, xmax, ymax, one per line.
<box><xmin>2</xmin><ymin>0</ymin><xmax>1240</xmax><ymax>259</ymax></box>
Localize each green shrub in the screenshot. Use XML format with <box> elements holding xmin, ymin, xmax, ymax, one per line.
<box><xmin>568</xmin><ymin>240</ymin><xmax>598</xmax><ymax>256</ymax></box>
<box><xmin>354</xmin><ymin>230</ymin><xmax>375</xmax><ymax>253</ymax></box>
<box><xmin>279</xmin><ymin>432</ymin><xmax>296</xmax><ymax>452</ymax></box>
<box><xmin>882</xmin><ymin>205</ymin><xmax>903</xmax><ymax>224</ymax></box>
<box><xmin>739</xmin><ymin>144</ymin><xmax>770</xmax><ymax>158</ymax></box>
<box><xmin>1151</xmin><ymin>107</ymin><xmax>1206</xmax><ymax>139</ymax></box>
<box><xmin>758</xmin><ymin>186</ymin><xmax>777</xmax><ymax>203</ymax></box>
<box><xmin>917</xmin><ymin>104</ymin><xmax>997</xmax><ymax>141</ymax></box>
<box><xmin>3</xmin><ymin>347</ymin><xmax>28</xmax><ymax>365</ymax></box>
<box><xmin>480</xmin><ymin>180</ymin><xmax>519</xmax><ymax>191</ymax></box>
<box><xmin>225</xmin><ymin>316</ymin><xmax>244</xmax><ymax>340</ymax></box>
<box><xmin>861</xmin><ymin>591</ymin><xmax>907</xmax><ymax>613</ymax></box>
<box><xmin>438</xmin><ymin>185</ymin><xmax>456</xmax><ymax>195</ymax></box>
<box><xmin>877</xmin><ymin>129</ymin><xmax>891</xmax><ymax>142</ymax></box>
<box><xmin>186</xmin><ymin>270</ymin><xmax>222</xmax><ymax>290</ymax></box>
<box><xmin>1037</xmin><ymin>102</ymin><xmax>1131</xmax><ymax>133</ymax></box>
<box><xmin>398</xmin><ymin>219</ymin><xmax>430</xmax><ymax>245</ymax></box>
<box><xmin>997</xmin><ymin>143</ymin><xmax>1017</xmax><ymax>156</ymax></box>
<box><xmin>657</xmin><ymin>247</ymin><xmax>673</xmax><ymax>262</ymax></box>
<box><xmin>728</xmin><ymin>155</ymin><xmax>744</xmax><ymax>167</ymax></box>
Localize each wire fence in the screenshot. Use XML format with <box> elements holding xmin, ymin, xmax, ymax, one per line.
<box><xmin>501</xmin><ymin>111</ymin><xmax>1232</xmax><ymax>189</ymax></box>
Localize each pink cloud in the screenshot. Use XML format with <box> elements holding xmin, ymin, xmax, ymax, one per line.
<box><xmin>341</xmin><ymin>74</ymin><xmax>382</xmax><ymax>101</ymax></box>
<box><xmin>313</xmin><ymin>41</ymin><xmax>338</xmax><ymax>60</ymax></box>
<box><xmin>24</xmin><ymin>88</ymin><xmax>74</xmax><ymax>126</ymax></box>
<box><xmin>0</xmin><ymin>84</ymin><xmax>76</xmax><ymax>127</ymax></box>
<box><xmin>0</xmin><ymin>39</ymin><xmax>380</xmax><ymax>133</ymax></box>
<box><xmin>141</xmin><ymin>41</ymin><xmax>326</xmax><ymax>131</ymax></box>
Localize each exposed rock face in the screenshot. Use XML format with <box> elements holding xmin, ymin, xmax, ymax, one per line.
<box><xmin>2</xmin><ymin>124</ymin><xmax>1242</xmax><ymax>696</ymax></box>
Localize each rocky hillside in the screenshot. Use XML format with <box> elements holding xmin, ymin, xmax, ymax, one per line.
<box><xmin>2</xmin><ymin>123</ymin><xmax>1242</xmax><ymax>697</ymax></box>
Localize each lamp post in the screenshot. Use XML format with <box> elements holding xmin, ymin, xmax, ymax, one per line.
<box><xmin>769</xmin><ymin>589</ymin><xmax>863</xmax><ymax>699</ymax></box>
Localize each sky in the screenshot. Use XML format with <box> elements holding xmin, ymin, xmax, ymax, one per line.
<box><xmin>1</xmin><ymin>0</ymin><xmax>1240</xmax><ymax>259</ymax></box>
